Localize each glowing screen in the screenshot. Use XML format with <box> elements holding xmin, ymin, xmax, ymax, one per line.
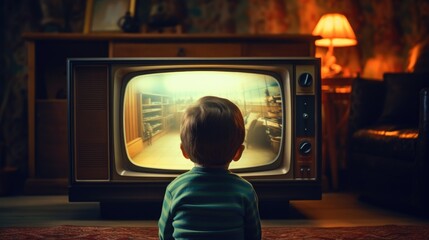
<box><xmin>123</xmin><ymin>71</ymin><xmax>283</xmax><ymax>171</ymax></box>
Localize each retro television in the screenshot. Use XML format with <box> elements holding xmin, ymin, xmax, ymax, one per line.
<box><xmin>68</xmin><ymin>57</ymin><xmax>322</xmax><ymax>207</ymax></box>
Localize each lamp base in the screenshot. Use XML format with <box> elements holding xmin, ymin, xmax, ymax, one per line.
<box><xmin>321</xmin><ymin>55</ymin><xmax>342</xmax><ymax>78</ymax></box>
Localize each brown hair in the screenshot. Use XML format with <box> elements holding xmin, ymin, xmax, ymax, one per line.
<box><xmin>180</xmin><ymin>96</ymin><xmax>245</xmax><ymax>166</ymax></box>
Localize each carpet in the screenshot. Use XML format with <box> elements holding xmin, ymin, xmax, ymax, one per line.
<box><xmin>1</xmin><ymin>225</ymin><xmax>429</xmax><ymax>240</ymax></box>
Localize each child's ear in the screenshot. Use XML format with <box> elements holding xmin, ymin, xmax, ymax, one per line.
<box><xmin>180</xmin><ymin>144</ymin><xmax>190</xmax><ymax>159</ymax></box>
<box><xmin>232</xmin><ymin>145</ymin><xmax>245</xmax><ymax>162</ymax></box>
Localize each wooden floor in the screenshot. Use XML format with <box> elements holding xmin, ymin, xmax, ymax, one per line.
<box><xmin>1</xmin><ymin>192</ymin><xmax>428</xmax><ymax>228</ymax></box>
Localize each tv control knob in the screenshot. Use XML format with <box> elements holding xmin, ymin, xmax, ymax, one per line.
<box><xmin>303</xmin><ymin>112</ymin><xmax>309</xmax><ymax>119</ymax></box>
<box><xmin>299</xmin><ymin>141</ymin><xmax>312</xmax><ymax>155</ymax></box>
<box><xmin>298</xmin><ymin>73</ymin><xmax>313</xmax><ymax>87</ymax></box>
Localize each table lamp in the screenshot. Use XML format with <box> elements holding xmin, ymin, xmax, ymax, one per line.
<box><xmin>312</xmin><ymin>13</ymin><xmax>357</xmax><ymax>78</ymax></box>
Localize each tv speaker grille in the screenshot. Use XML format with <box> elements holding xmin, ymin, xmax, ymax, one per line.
<box><xmin>76</xmin><ymin>143</ymin><xmax>109</xmax><ymax>180</ymax></box>
<box><xmin>73</xmin><ymin>65</ymin><xmax>109</xmax><ymax>181</ymax></box>
<box><xmin>75</xmin><ymin>67</ymin><xmax>108</xmax><ymax>110</ymax></box>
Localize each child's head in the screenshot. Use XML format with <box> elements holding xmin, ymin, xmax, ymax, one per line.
<box><xmin>180</xmin><ymin>96</ymin><xmax>245</xmax><ymax>167</ymax></box>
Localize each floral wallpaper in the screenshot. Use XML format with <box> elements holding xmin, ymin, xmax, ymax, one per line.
<box><xmin>1</xmin><ymin>1</ymin><xmax>40</xmax><ymax>180</ymax></box>
<box><xmin>1</xmin><ymin>0</ymin><xmax>428</xmax><ymax>190</ymax></box>
<box><xmin>181</xmin><ymin>0</ymin><xmax>429</xmax><ymax>77</ymax></box>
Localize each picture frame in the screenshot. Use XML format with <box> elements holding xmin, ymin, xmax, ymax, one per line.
<box><xmin>84</xmin><ymin>0</ymin><xmax>136</xmax><ymax>33</ymax></box>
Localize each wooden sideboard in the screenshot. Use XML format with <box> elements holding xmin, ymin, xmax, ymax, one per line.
<box><xmin>23</xmin><ymin>33</ymin><xmax>318</xmax><ymax>193</ymax></box>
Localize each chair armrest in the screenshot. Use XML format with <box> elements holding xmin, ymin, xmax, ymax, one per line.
<box><xmin>418</xmin><ymin>88</ymin><xmax>429</xmax><ymax>163</ymax></box>
<box><xmin>347</xmin><ymin>78</ymin><xmax>385</xmax><ymax>135</ymax></box>
<box><xmin>419</xmin><ymin>88</ymin><xmax>429</xmax><ymax>133</ymax></box>
<box><xmin>416</xmin><ymin>88</ymin><xmax>429</xmax><ymax>205</ymax></box>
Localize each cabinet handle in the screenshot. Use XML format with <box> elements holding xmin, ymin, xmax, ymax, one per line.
<box><xmin>177</xmin><ymin>47</ymin><xmax>186</xmax><ymax>57</ymax></box>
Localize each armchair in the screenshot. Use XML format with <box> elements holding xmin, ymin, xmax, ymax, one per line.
<box><xmin>347</xmin><ymin>73</ymin><xmax>429</xmax><ymax>215</ymax></box>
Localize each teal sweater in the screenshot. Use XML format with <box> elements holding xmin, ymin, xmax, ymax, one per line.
<box><xmin>158</xmin><ymin>167</ymin><xmax>261</xmax><ymax>240</ymax></box>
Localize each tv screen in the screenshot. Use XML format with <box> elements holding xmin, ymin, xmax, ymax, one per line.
<box><xmin>124</xmin><ymin>70</ymin><xmax>283</xmax><ymax>172</ymax></box>
<box><xmin>68</xmin><ymin>57</ymin><xmax>321</xmax><ymax>203</ymax></box>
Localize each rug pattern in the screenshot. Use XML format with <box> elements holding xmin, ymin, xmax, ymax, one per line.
<box><xmin>1</xmin><ymin>225</ymin><xmax>429</xmax><ymax>240</ymax></box>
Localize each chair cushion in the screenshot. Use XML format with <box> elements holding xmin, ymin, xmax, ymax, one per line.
<box><xmin>351</xmin><ymin>125</ymin><xmax>418</xmax><ymax>162</ymax></box>
<box><xmin>377</xmin><ymin>73</ymin><xmax>429</xmax><ymax>126</ymax></box>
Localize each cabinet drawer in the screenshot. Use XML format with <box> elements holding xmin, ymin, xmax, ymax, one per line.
<box><xmin>112</xmin><ymin>43</ymin><xmax>242</xmax><ymax>57</ymax></box>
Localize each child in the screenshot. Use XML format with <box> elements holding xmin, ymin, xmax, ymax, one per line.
<box><xmin>158</xmin><ymin>96</ymin><xmax>261</xmax><ymax>240</ymax></box>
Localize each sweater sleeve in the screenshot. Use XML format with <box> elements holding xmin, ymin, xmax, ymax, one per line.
<box><xmin>158</xmin><ymin>190</ymin><xmax>174</xmax><ymax>240</ymax></box>
<box><xmin>244</xmin><ymin>189</ymin><xmax>262</xmax><ymax>240</ymax></box>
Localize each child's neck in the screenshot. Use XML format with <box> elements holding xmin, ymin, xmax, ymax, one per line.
<box><xmin>194</xmin><ymin>163</ymin><xmax>230</xmax><ymax>170</ymax></box>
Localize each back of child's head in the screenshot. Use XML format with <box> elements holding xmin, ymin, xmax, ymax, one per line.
<box><xmin>180</xmin><ymin>96</ymin><xmax>245</xmax><ymax>166</ymax></box>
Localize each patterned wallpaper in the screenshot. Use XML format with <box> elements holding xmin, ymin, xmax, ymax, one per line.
<box><xmin>1</xmin><ymin>0</ymin><xmax>428</xmax><ymax>186</ymax></box>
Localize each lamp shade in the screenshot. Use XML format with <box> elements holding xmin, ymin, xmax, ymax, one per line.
<box><xmin>312</xmin><ymin>13</ymin><xmax>357</xmax><ymax>47</ymax></box>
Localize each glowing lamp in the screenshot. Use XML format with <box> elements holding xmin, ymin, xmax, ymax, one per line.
<box><xmin>312</xmin><ymin>13</ymin><xmax>357</xmax><ymax>77</ymax></box>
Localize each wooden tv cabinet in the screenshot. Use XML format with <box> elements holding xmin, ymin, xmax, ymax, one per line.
<box><xmin>23</xmin><ymin>33</ymin><xmax>318</xmax><ymax>193</ymax></box>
